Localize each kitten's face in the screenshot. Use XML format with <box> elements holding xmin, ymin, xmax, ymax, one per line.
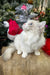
<box><xmin>22</xmin><ymin>20</ymin><xmax>39</xmax><ymax>31</ymax></box>
<box><xmin>22</xmin><ymin>20</ymin><xmax>46</xmax><ymax>34</ymax></box>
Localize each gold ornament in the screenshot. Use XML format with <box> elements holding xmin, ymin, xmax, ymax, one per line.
<box><xmin>33</xmin><ymin>8</ymin><xmax>37</xmax><ymax>12</ymax></box>
<box><xmin>28</xmin><ymin>0</ymin><xmax>33</xmax><ymax>4</ymax></box>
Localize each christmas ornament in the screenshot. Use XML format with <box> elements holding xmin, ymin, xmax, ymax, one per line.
<box><xmin>28</xmin><ymin>0</ymin><xmax>33</xmax><ymax>4</ymax></box>
<box><xmin>40</xmin><ymin>11</ymin><xmax>45</xmax><ymax>17</ymax></box>
<box><xmin>45</xmin><ymin>25</ymin><xmax>48</xmax><ymax>28</ymax></box>
<box><xmin>33</xmin><ymin>8</ymin><xmax>37</xmax><ymax>12</ymax></box>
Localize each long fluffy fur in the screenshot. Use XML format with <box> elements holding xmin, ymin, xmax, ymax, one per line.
<box><xmin>2</xmin><ymin>43</ymin><xmax>16</xmax><ymax>61</ymax></box>
<box><xmin>2</xmin><ymin>20</ymin><xmax>46</xmax><ymax>61</ymax></box>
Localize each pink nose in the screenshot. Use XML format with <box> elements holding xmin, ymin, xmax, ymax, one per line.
<box><xmin>24</xmin><ymin>23</ymin><xmax>26</xmax><ymax>25</ymax></box>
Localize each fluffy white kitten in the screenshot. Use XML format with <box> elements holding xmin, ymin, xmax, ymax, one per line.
<box><xmin>2</xmin><ymin>20</ymin><xmax>46</xmax><ymax>61</ymax></box>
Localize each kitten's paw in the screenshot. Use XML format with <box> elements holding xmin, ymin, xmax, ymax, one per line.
<box><xmin>22</xmin><ymin>53</ymin><xmax>27</xmax><ymax>58</ymax></box>
<box><xmin>17</xmin><ymin>50</ymin><xmax>22</xmax><ymax>54</ymax></box>
<box><xmin>34</xmin><ymin>51</ymin><xmax>40</xmax><ymax>56</ymax></box>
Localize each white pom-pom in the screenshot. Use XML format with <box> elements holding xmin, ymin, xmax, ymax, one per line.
<box><xmin>3</xmin><ymin>21</ymin><xmax>9</xmax><ymax>27</ymax></box>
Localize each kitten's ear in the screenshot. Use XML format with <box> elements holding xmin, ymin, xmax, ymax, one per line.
<box><xmin>39</xmin><ymin>21</ymin><xmax>46</xmax><ymax>29</ymax></box>
<box><xmin>27</xmin><ymin>19</ymin><xmax>30</xmax><ymax>22</ymax></box>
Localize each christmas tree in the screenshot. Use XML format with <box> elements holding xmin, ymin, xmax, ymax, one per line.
<box><xmin>39</xmin><ymin>8</ymin><xmax>50</xmax><ymax>38</ymax></box>
<box><xmin>0</xmin><ymin>0</ymin><xmax>28</xmax><ymax>55</ymax></box>
<box><xmin>45</xmin><ymin>8</ymin><xmax>50</xmax><ymax>38</ymax></box>
<box><xmin>0</xmin><ymin>0</ymin><xmax>19</xmax><ymax>55</ymax></box>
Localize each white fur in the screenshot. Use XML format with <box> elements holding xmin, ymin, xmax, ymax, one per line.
<box><xmin>2</xmin><ymin>43</ymin><xmax>16</xmax><ymax>61</ymax></box>
<box><xmin>7</xmin><ymin>29</ymin><xmax>16</xmax><ymax>40</ymax></box>
<box><xmin>2</xmin><ymin>20</ymin><xmax>46</xmax><ymax>61</ymax></box>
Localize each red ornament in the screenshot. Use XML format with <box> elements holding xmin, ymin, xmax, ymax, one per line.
<box><xmin>40</xmin><ymin>11</ymin><xmax>45</xmax><ymax>16</ymax></box>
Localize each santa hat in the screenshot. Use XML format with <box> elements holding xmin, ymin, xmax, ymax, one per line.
<box><xmin>3</xmin><ymin>19</ymin><xmax>23</xmax><ymax>40</ymax></box>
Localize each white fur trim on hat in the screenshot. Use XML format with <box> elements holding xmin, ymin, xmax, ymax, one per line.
<box><xmin>7</xmin><ymin>30</ymin><xmax>16</xmax><ymax>40</ymax></box>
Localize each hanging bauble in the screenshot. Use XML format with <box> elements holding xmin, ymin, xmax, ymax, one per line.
<box><xmin>33</xmin><ymin>8</ymin><xmax>37</xmax><ymax>12</ymax></box>
<box><xmin>40</xmin><ymin>11</ymin><xmax>45</xmax><ymax>17</ymax></box>
<box><xmin>28</xmin><ymin>0</ymin><xmax>33</xmax><ymax>4</ymax></box>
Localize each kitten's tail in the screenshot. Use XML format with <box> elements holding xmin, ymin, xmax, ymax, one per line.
<box><xmin>2</xmin><ymin>43</ymin><xmax>16</xmax><ymax>61</ymax></box>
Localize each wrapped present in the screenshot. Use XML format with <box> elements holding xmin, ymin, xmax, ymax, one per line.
<box><xmin>15</xmin><ymin>3</ymin><xmax>33</xmax><ymax>14</ymax></box>
<box><xmin>15</xmin><ymin>3</ymin><xmax>38</xmax><ymax>23</ymax></box>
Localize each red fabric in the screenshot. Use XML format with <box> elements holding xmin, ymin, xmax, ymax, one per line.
<box><xmin>8</xmin><ymin>19</ymin><xmax>23</xmax><ymax>35</ymax></box>
<box><xmin>42</xmin><ymin>38</ymin><xmax>50</xmax><ymax>55</ymax></box>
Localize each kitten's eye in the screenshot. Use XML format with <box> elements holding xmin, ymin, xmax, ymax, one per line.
<box><xmin>29</xmin><ymin>23</ymin><xmax>33</xmax><ymax>25</ymax></box>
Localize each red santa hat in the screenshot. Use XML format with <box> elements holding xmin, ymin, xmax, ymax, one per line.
<box><xmin>3</xmin><ymin>19</ymin><xmax>23</xmax><ymax>40</ymax></box>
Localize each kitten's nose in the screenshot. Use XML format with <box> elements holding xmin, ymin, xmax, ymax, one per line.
<box><xmin>23</xmin><ymin>23</ymin><xmax>26</xmax><ymax>25</ymax></box>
